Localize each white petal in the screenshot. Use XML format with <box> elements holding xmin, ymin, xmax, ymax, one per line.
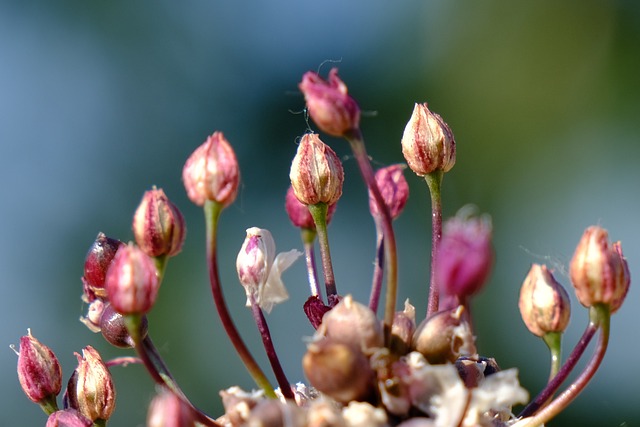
<box><xmin>258</xmin><ymin>249</ymin><xmax>302</xmax><ymax>313</ymax></box>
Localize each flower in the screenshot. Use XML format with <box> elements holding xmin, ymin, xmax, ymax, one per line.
<box><xmin>519</xmin><ymin>264</ymin><xmax>571</xmax><ymax>337</ymax></box>
<box><xmin>298</xmin><ymin>68</ymin><xmax>361</xmax><ymax>137</ymax></box>
<box><xmin>569</xmin><ymin>226</ymin><xmax>630</xmax><ymax>313</ymax></box>
<box><xmin>15</xmin><ymin>329</ymin><xmax>62</xmax><ymax>405</ymax></box>
<box><xmin>236</xmin><ymin>227</ymin><xmax>302</xmax><ymax>313</ymax></box>
<box><xmin>401</xmin><ymin>103</ymin><xmax>456</xmax><ymax>176</ymax></box>
<box><xmin>46</xmin><ymin>409</ymin><xmax>92</xmax><ymax>427</ymax></box>
<box><xmin>289</xmin><ymin>133</ymin><xmax>344</xmax><ymax>206</ymax></box>
<box><xmin>182</xmin><ymin>131</ymin><xmax>240</xmax><ymax>207</ymax></box>
<box><xmin>132</xmin><ymin>187</ymin><xmax>186</xmax><ymax>258</ymax></box>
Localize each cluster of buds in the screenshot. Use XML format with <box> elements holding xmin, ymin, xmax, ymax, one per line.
<box><xmin>15</xmin><ymin>68</ymin><xmax>630</xmax><ymax>427</ymax></box>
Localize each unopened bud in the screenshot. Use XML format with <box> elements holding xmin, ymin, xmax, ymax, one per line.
<box><xmin>290</xmin><ymin>133</ymin><xmax>344</xmax><ymax>206</ymax></box>
<box><xmin>15</xmin><ymin>329</ymin><xmax>62</xmax><ymax>405</ymax></box>
<box><xmin>519</xmin><ymin>264</ymin><xmax>571</xmax><ymax>337</ymax></box>
<box><xmin>303</xmin><ymin>338</ymin><xmax>374</xmax><ymax>403</ymax></box>
<box><xmin>570</xmin><ymin>226</ymin><xmax>630</xmax><ymax>313</ymax></box>
<box><xmin>147</xmin><ymin>389</ymin><xmax>196</xmax><ymax>427</ymax></box>
<box><xmin>46</xmin><ymin>409</ymin><xmax>92</xmax><ymax>427</ymax></box>
<box><xmin>133</xmin><ymin>187</ymin><xmax>186</xmax><ymax>258</ymax></box>
<box><xmin>66</xmin><ymin>346</ymin><xmax>115</xmax><ymax>422</ymax></box>
<box><xmin>317</xmin><ymin>295</ymin><xmax>384</xmax><ymax>353</ymax></box>
<box><xmin>285</xmin><ymin>185</ymin><xmax>336</xmax><ymax>230</ymax></box>
<box><xmin>99</xmin><ymin>303</ymin><xmax>148</xmax><ymax>348</ymax></box>
<box><xmin>435</xmin><ymin>207</ymin><xmax>493</xmax><ymax>302</ymax></box>
<box><xmin>104</xmin><ymin>243</ymin><xmax>160</xmax><ymax>315</ymax></box>
<box><xmin>390</xmin><ymin>300</ymin><xmax>416</xmax><ymax>354</ymax></box>
<box><xmin>82</xmin><ymin>233</ymin><xmax>124</xmax><ymax>301</ymax></box>
<box><xmin>298</xmin><ymin>68</ymin><xmax>361</xmax><ymax>137</ymax></box>
<box><xmin>369</xmin><ymin>164</ymin><xmax>409</xmax><ymax>220</ymax></box>
<box><xmin>182</xmin><ymin>131</ymin><xmax>240</xmax><ymax>207</ymax></box>
<box><xmin>401</xmin><ymin>103</ymin><xmax>455</xmax><ymax>176</ymax></box>
<box><xmin>412</xmin><ymin>306</ymin><xmax>476</xmax><ymax>364</ymax></box>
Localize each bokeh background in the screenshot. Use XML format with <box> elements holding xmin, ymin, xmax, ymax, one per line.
<box><xmin>2</xmin><ymin>1</ymin><xmax>639</xmax><ymax>425</ymax></box>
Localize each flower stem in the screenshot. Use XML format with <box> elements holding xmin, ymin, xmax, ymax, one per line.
<box><xmin>300</xmin><ymin>228</ymin><xmax>320</xmax><ymax>298</ymax></box>
<box><xmin>424</xmin><ymin>171</ymin><xmax>443</xmax><ymax>318</ymax></box>
<box><xmin>368</xmin><ymin>224</ymin><xmax>384</xmax><ymax>313</ymax></box>
<box><xmin>346</xmin><ymin>129</ymin><xmax>398</xmax><ymax>328</ymax></box>
<box><xmin>518</xmin><ymin>306</ymin><xmax>602</xmax><ymax>418</ymax></box>
<box><xmin>308</xmin><ymin>203</ymin><xmax>337</xmax><ymax>299</ymax></box>
<box><xmin>543</xmin><ymin>331</ymin><xmax>563</xmax><ymax>382</ymax></box>
<box><xmin>204</xmin><ymin>200</ymin><xmax>277</xmax><ymax>399</ymax></box>
<box><xmin>249</xmin><ymin>294</ymin><xmax>295</xmax><ymax>400</ymax></box>
<box><xmin>517</xmin><ymin>304</ymin><xmax>610</xmax><ymax>427</ymax></box>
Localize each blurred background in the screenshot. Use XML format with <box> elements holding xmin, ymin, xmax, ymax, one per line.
<box><xmin>2</xmin><ymin>1</ymin><xmax>639</xmax><ymax>425</ymax></box>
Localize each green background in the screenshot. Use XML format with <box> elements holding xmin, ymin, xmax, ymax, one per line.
<box><xmin>2</xmin><ymin>1</ymin><xmax>639</xmax><ymax>426</ymax></box>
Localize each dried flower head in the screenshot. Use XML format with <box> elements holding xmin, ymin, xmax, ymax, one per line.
<box><xmin>66</xmin><ymin>346</ymin><xmax>115</xmax><ymax>422</ymax></box>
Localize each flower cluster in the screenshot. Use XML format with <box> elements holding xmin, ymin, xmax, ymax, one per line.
<box><xmin>14</xmin><ymin>69</ymin><xmax>630</xmax><ymax>427</ymax></box>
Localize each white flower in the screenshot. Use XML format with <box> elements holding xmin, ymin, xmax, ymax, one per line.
<box><xmin>236</xmin><ymin>227</ymin><xmax>302</xmax><ymax>313</ymax></box>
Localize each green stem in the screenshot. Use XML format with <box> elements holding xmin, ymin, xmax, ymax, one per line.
<box><xmin>518</xmin><ymin>304</ymin><xmax>610</xmax><ymax>427</ymax></box>
<box><xmin>346</xmin><ymin>129</ymin><xmax>398</xmax><ymax>328</ymax></box>
<box><xmin>424</xmin><ymin>171</ymin><xmax>443</xmax><ymax>318</ymax></box>
<box><xmin>300</xmin><ymin>228</ymin><xmax>320</xmax><ymax>298</ymax></box>
<box><xmin>38</xmin><ymin>395</ymin><xmax>58</xmax><ymax>416</ymax></box>
<box><xmin>93</xmin><ymin>419</ymin><xmax>107</xmax><ymax>427</ymax></box>
<box><xmin>543</xmin><ymin>331</ymin><xmax>563</xmax><ymax>382</ymax></box>
<box><xmin>204</xmin><ymin>200</ymin><xmax>277</xmax><ymax>398</ymax></box>
<box><xmin>308</xmin><ymin>203</ymin><xmax>337</xmax><ymax>298</ymax></box>
<box><xmin>153</xmin><ymin>254</ymin><xmax>168</xmax><ymax>283</ymax></box>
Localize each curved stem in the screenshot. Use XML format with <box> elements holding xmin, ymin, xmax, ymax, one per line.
<box><xmin>368</xmin><ymin>224</ymin><xmax>384</xmax><ymax>313</ymax></box>
<box><xmin>308</xmin><ymin>203</ymin><xmax>337</xmax><ymax>299</ymax></box>
<box><xmin>424</xmin><ymin>171</ymin><xmax>443</xmax><ymax>318</ymax></box>
<box><xmin>346</xmin><ymin>129</ymin><xmax>398</xmax><ymax>328</ymax></box>
<box><xmin>518</xmin><ymin>304</ymin><xmax>610</xmax><ymax>427</ymax></box>
<box><xmin>518</xmin><ymin>316</ymin><xmax>598</xmax><ymax>418</ymax></box>
<box><xmin>301</xmin><ymin>228</ymin><xmax>320</xmax><ymax>298</ymax></box>
<box><xmin>204</xmin><ymin>200</ymin><xmax>277</xmax><ymax>398</ymax></box>
<box><xmin>249</xmin><ymin>295</ymin><xmax>295</xmax><ymax>400</ymax></box>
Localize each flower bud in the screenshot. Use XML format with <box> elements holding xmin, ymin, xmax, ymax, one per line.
<box><xmin>285</xmin><ymin>185</ymin><xmax>336</xmax><ymax>229</ymax></box>
<box><xmin>15</xmin><ymin>329</ymin><xmax>62</xmax><ymax>405</ymax></box>
<box><xmin>519</xmin><ymin>264</ymin><xmax>571</xmax><ymax>337</ymax></box>
<box><xmin>570</xmin><ymin>226</ymin><xmax>630</xmax><ymax>313</ymax></box>
<box><xmin>46</xmin><ymin>409</ymin><xmax>92</xmax><ymax>427</ymax></box>
<box><xmin>401</xmin><ymin>103</ymin><xmax>455</xmax><ymax>176</ymax></box>
<box><xmin>368</xmin><ymin>164</ymin><xmax>409</xmax><ymax>220</ymax></box>
<box><xmin>390</xmin><ymin>300</ymin><xmax>416</xmax><ymax>354</ymax></box>
<box><xmin>435</xmin><ymin>207</ymin><xmax>493</xmax><ymax>301</ymax></box>
<box><xmin>236</xmin><ymin>227</ymin><xmax>301</xmax><ymax>313</ymax></box>
<box><xmin>99</xmin><ymin>303</ymin><xmax>148</xmax><ymax>348</ymax></box>
<box><xmin>132</xmin><ymin>187</ymin><xmax>186</xmax><ymax>258</ymax></box>
<box><xmin>66</xmin><ymin>346</ymin><xmax>115</xmax><ymax>422</ymax></box>
<box><xmin>182</xmin><ymin>131</ymin><xmax>240</xmax><ymax>207</ymax></box>
<box><xmin>147</xmin><ymin>389</ymin><xmax>196</xmax><ymax>427</ymax></box>
<box><xmin>290</xmin><ymin>133</ymin><xmax>344</xmax><ymax>206</ymax></box>
<box><xmin>298</xmin><ymin>68</ymin><xmax>361</xmax><ymax>137</ymax></box>
<box><xmin>412</xmin><ymin>306</ymin><xmax>476</xmax><ymax>364</ymax></box>
<box><xmin>82</xmin><ymin>233</ymin><xmax>124</xmax><ymax>301</ymax></box>
<box><xmin>104</xmin><ymin>243</ymin><xmax>160</xmax><ymax>315</ymax></box>
<box><xmin>303</xmin><ymin>338</ymin><xmax>374</xmax><ymax>403</ymax></box>
<box><xmin>317</xmin><ymin>295</ymin><xmax>384</xmax><ymax>353</ymax></box>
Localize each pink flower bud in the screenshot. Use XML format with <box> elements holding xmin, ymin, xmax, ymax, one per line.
<box><xmin>289</xmin><ymin>133</ymin><xmax>344</xmax><ymax>206</ymax></box>
<box><xmin>298</xmin><ymin>68</ymin><xmax>361</xmax><ymax>137</ymax></box>
<box><xmin>46</xmin><ymin>409</ymin><xmax>92</xmax><ymax>427</ymax></box>
<box><xmin>519</xmin><ymin>264</ymin><xmax>571</xmax><ymax>337</ymax></box>
<box><xmin>368</xmin><ymin>164</ymin><xmax>409</xmax><ymax>220</ymax></box>
<box><xmin>569</xmin><ymin>226</ymin><xmax>630</xmax><ymax>313</ymax></box>
<box><xmin>104</xmin><ymin>243</ymin><xmax>160</xmax><ymax>315</ymax></box>
<box><xmin>435</xmin><ymin>208</ymin><xmax>493</xmax><ymax>301</ymax></box>
<box><xmin>401</xmin><ymin>103</ymin><xmax>456</xmax><ymax>176</ymax></box>
<box><xmin>66</xmin><ymin>346</ymin><xmax>115</xmax><ymax>422</ymax></box>
<box><xmin>15</xmin><ymin>329</ymin><xmax>62</xmax><ymax>404</ymax></box>
<box><xmin>147</xmin><ymin>389</ymin><xmax>196</xmax><ymax>427</ymax></box>
<box><xmin>285</xmin><ymin>185</ymin><xmax>336</xmax><ymax>229</ymax></box>
<box><xmin>132</xmin><ymin>187</ymin><xmax>186</xmax><ymax>258</ymax></box>
<box><xmin>82</xmin><ymin>233</ymin><xmax>124</xmax><ymax>301</ymax></box>
<box><xmin>182</xmin><ymin>131</ymin><xmax>240</xmax><ymax>207</ymax></box>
